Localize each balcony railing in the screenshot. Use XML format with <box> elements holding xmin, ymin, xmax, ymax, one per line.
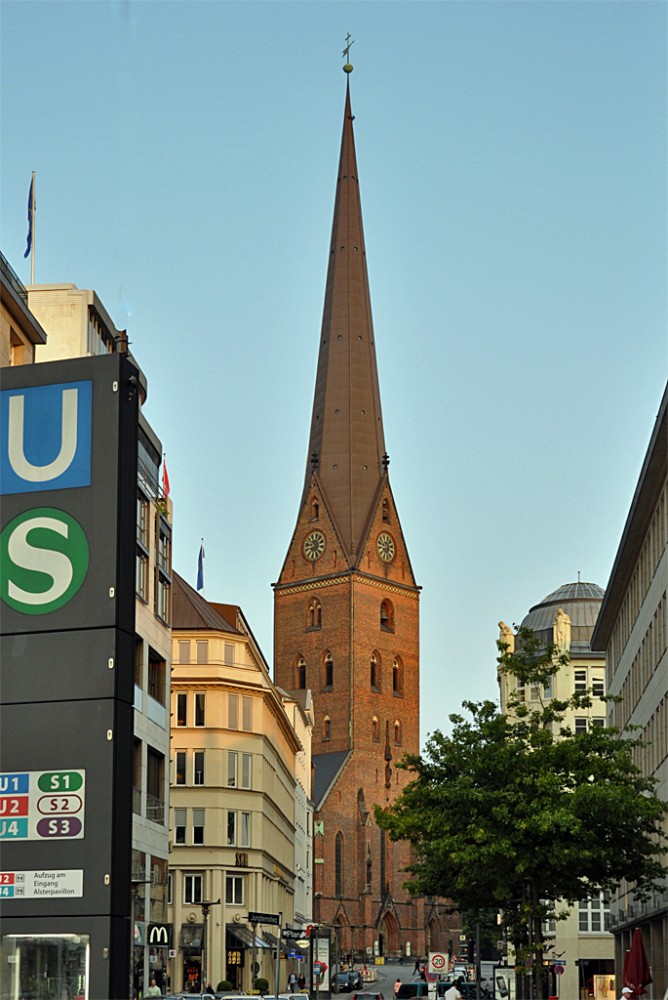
<box><xmin>146</xmin><ymin>793</ymin><xmax>165</xmax><ymax>825</ymax></box>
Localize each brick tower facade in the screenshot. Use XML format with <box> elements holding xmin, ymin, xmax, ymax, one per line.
<box><xmin>274</xmin><ymin>75</ymin><xmax>455</xmax><ymax>962</ymax></box>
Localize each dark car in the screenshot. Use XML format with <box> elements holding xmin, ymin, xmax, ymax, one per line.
<box><xmin>351</xmin><ymin>992</ymin><xmax>384</xmax><ymax>1000</ymax></box>
<box><xmin>333</xmin><ymin>972</ymin><xmax>363</xmax><ymax>993</ymax></box>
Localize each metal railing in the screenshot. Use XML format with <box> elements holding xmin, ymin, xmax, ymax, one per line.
<box><xmin>146</xmin><ymin>793</ymin><xmax>165</xmax><ymax>825</ymax></box>
<box><xmin>1</xmin><ymin>252</ymin><xmax>28</xmax><ymax>305</ymax></box>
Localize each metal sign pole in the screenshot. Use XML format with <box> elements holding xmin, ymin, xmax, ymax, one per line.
<box><xmin>275</xmin><ymin>912</ymin><xmax>283</xmax><ymax>999</ymax></box>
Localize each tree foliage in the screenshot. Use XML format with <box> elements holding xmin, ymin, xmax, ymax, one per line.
<box><xmin>376</xmin><ymin>627</ymin><xmax>667</xmax><ymax>998</ymax></box>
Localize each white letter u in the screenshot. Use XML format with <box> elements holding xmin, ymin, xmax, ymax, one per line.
<box><xmin>8</xmin><ymin>388</ymin><xmax>79</xmax><ymax>483</ymax></box>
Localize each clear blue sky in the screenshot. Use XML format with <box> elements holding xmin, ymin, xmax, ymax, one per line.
<box><xmin>2</xmin><ymin>1</ymin><xmax>666</xmax><ymax>745</ymax></box>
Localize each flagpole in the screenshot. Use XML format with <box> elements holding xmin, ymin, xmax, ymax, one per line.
<box><xmin>30</xmin><ymin>171</ymin><xmax>36</xmax><ymax>285</ymax></box>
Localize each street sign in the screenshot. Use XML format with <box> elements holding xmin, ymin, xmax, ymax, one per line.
<box><xmin>0</xmin><ymin>869</ymin><xmax>83</xmax><ymax>898</ymax></box>
<box><xmin>429</xmin><ymin>953</ymin><xmax>447</xmax><ymax>973</ymax></box>
<box><xmin>283</xmin><ymin>927</ymin><xmax>307</xmax><ymax>941</ymax></box>
<box><xmin>0</xmin><ymin>769</ymin><xmax>85</xmax><ymax>841</ymax></box>
<box><xmin>554</xmin><ymin>965</ymin><xmax>564</xmax><ymax>976</ymax></box>
<box><xmin>313</xmin><ymin>963</ymin><xmax>322</xmax><ymax>976</ymax></box>
<box><xmin>249</xmin><ymin>910</ymin><xmax>280</xmax><ymax>925</ymax></box>
<box><xmin>296</xmin><ymin>939</ymin><xmax>310</xmax><ymax>948</ymax></box>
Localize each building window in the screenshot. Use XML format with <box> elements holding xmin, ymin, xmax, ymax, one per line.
<box><xmin>579</xmin><ymin>894</ymin><xmax>610</xmax><ymax>933</ymax></box>
<box><xmin>193</xmin><ymin>808</ymin><xmax>204</xmax><ymax>845</ymax></box>
<box><xmin>241</xmin><ymin>753</ymin><xmax>252</xmax><ymax>789</ymax></box>
<box><xmin>155</xmin><ymin>574</ymin><xmax>171</xmax><ymax>625</ymax></box>
<box><xmin>174</xmin><ymin>808</ymin><xmax>186</xmax><ymax>845</ymax></box>
<box><xmin>543</xmin><ymin>675</ymin><xmax>553</xmax><ymax>698</ymax></box>
<box><xmin>311</xmin><ymin>497</ymin><xmax>319</xmax><ymax>521</ymax></box>
<box><xmin>194</xmin><ymin>751</ymin><xmax>205</xmax><ymax>785</ymax></box>
<box><xmin>372</xmin><ymin>716</ymin><xmax>380</xmax><ymax>742</ymax></box>
<box><xmin>242</xmin><ymin>696</ymin><xmax>253</xmax><ymax>732</ymax></box>
<box><xmin>335</xmin><ymin>832</ymin><xmax>344</xmax><ymax>897</ymax></box>
<box><xmin>229</xmin><ymin>693</ymin><xmax>239</xmax><ymax>729</ymax></box>
<box><xmin>297</xmin><ymin>656</ymin><xmax>306</xmax><ymax>689</ymax></box>
<box><xmin>184</xmin><ymin>873</ymin><xmax>203</xmax><ymax>904</ymax></box>
<box><xmin>370</xmin><ymin>653</ymin><xmax>380</xmax><ymax>690</ymax></box>
<box><xmin>392</xmin><ymin>657</ymin><xmax>403</xmax><ymax>695</ymax></box>
<box><xmin>575</xmin><ymin>717</ymin><xmax>588</xmax><ymax>734</ymax></box>
<box><xmin>175</xmin><ymin>751</ymin><xmax>186</xmax><ymax>785</ymax></box>
<box><xmin>137</xmin><ymin>492</ymin><xmax>149</xmax><ymax>548</ymax></box>
<box><xmin>382</xmin><ymin>499</ymin><xmax>390</xmax><ymax>523</ymax></box>
<box><xmin>228</xmin><ymin>751</ymin><xmax>238</xmax><ymax>787</ymax></box>
<box><xmin>574</xmin><ymin>669</ymin><xmax>587</xmax><ymax>694</ymax></box>
<box><xmin>323</xmin><ymin>716</ymin><xmax>331</xmax><ymax>741</ymax></box>
<box><xmin>516</xmin><ymin>683</ymin><xmax>526</xmax><ymax>703</ymax></box>
<box><xmin>394</xmin><ymin>720</ymin><xmax>402</xmax><ymax>745</ymax></box>
<box><xmin>168</xmin><ymin>873</ymin><xmax>172</xmax><ymax>905</ymax></box>
<box><xmin>136</xmin><ymin>550</ymin><xmax>149</xmax><ymax>602</ymax></box>
<box><xmin>176</xmin><ymin>692</ymin><xmax>187</xmax><ymax>726</ymax></box>
<box><xmin>308</xmin><ymin>598</ymin><xmax>322</xmax><ymax>629</ymax></box>
<box><xmin>592</xmin><ymin>717</ymin><xmax>605</xmax><ymax>728</ymax></box>
<box><xmin>178</xmin><ymin>640</ymin><xmax>190</xmax><ymax>664</ymax></box>
<box><xmin>226</xmin><ymin>876</ymin><xmax>244</xmax><ymax>905</ymax></box>
<box><xmin>380</xmin><ymin>600</ymin><xmax>394</xmax><ymax>632</ymax></box>
<box><xmin>195</xmin><ymin>693</ymin><xmax>205</xmax><ymax>727</ymax></box>
<box><xmin>241</xmin><ymin>811</ymin><xmax>251</xmax><ymax>848</ymax></box>
<box><xmin>146</xmin><ymin>748</ymin><xmax>165</xmax><ymax>825</ymax></box>
<box><xmin>196</xmin><ymin>640</ymin><xmax>208</xmax><ymax>664</ymax></box>
<box><xmin>227</xmin><ymin>811</ymin><xmax>237</xmax><ymax>846</ymax></box>
<box><xmin>324</xmin><ymin>652</ymin><xmax>333</xmax><ymax>689</ymax></box>
<box><xmin>148</xmin><ymin>649</ymin><xmax>166</xmax><ymax>704</ymax></box>
<box><xmin>154</xmin><ymin>517</ymin><xmax>172</xmax><ymax>624</ymax></box>
<box><xmin>224</xmin><ymin>642</ymin><xmax>235</xmax><ymax>665</ymax></box>
<box><xmin>592</xmin><ymin>677</ymin><xmax>605</xmax><ymax>697</ymax></box>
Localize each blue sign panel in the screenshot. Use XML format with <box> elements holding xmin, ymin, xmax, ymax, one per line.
<box><xmin>0</xmin><ymin>381</ymin><xmax>92</xmax><ymax>495</ymax></box>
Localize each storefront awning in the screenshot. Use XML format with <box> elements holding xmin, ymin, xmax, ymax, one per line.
<box><xmin>262</xmin><ymin>930</ymin><xmax>279</xmax><ymax>948</ymax></box>
<box><xmin>227</xmin><ymin>924</ymin><xmax>269</xmax><ymax>949</ymax></box>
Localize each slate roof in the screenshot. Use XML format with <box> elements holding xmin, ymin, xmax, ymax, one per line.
<box><xmin>303</xmin><ymin>80</ymin><xmax>386</xmax><ymax>560</ymax></box>
<box><xmin>312</xmin><ymin>749</ymin><xmax>350</xmax><ymax>808</ymax></box>
<box><xmin>171</xmin><ymin>571</ymin><xmax>240</xmax><ymax>633</ymax></box>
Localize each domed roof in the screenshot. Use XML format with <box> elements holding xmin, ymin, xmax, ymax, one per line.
<box><xmin>521</xmin><ymin>581</ymin><xmax>604</xmax><ymax>634</ymax></box>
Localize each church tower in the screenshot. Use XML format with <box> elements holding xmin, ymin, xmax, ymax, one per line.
<box><xmin>273</xmin><ymin>67</ymin><xmax>450</xmax><ymax>960</ymax></box>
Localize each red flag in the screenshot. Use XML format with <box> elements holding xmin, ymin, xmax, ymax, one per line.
<box><xmin>162</xmin><ymin>458</ymin><xmax>170</xmax><ymax>496</ymax></box>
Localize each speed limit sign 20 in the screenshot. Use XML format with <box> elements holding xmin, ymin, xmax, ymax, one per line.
<box><xmin>429</xmin><ymin>953</ymin><xmax>447</xmax><ymax>973</ymax></box>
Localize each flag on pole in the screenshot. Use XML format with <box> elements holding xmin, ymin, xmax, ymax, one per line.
<box><xmin>24</xmin><ymin>176</ymin><xmax>34</xmax><ymax>259</ymax></box>
<box><xmin>161</xmin><ymin>456</ymin><xmax>170</xmax><ymax>496</ymax></box>
<box><xmin>197</xmin><ymin>542</ymin><xmax>205</xmax><ymax>592</ymax></box>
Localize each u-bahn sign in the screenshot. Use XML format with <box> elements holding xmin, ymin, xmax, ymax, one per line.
<box><xmin>0</xmin><ymin>354</ymin><xmax>140</xmax><ymax>1000</ymax></box>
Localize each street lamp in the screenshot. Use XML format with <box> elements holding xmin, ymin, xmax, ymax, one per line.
<box><xmin>200</xmin><ymin>898</ymin><xmax>221</xmax><ymax>991</ymax></box>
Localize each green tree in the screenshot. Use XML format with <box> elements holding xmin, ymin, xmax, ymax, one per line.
<box><xmin>376</xmin><ymin>626</ymin><xmax>667</xmax><ymax>999</ymax></box>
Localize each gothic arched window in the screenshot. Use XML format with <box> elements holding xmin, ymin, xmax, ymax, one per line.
<box><xmin>323</xmin><ymin>715</ymin><xmax>331</xmax><ymax>740</ymax></box>
<box><xmin>392</xmin><ymin>656</ymin><xmax>403</xmax><ymax>695</ymax></box>
<box><xmin>380</xmin><ymin>599</ymin><xmax>394</xmax><ymax>632</ymax></box>
<box><xmin>370</xmin><ymin>652</ymin><xmax>380</xmax><ymax>690</ymax></box>
<box><xmin>323</xmin><ymin>652</ymin><xmax>333</xmax><ymax>689</ymax></box>
<box><xmin>307</xmin><ymin>598</ymin><xmax>322</xmax><ymax>630</ymax></box>
<box><xmin>296</xmin><ymin>656</ymin><xmax>306</xmax><ymax>689</ymax></box>
<box><xmin>372</xmin><ymin>716</ymin><xmax>380</xmax><ymax>742</ymax></box>
<box><xmin>394</xmin><ymin>720</ymin><xmax>402</xmax><ymax>745</ymax></box>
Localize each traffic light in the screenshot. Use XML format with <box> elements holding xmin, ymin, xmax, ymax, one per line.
<box><xmin>467</xmin><ymin>940</ymin><xmax>474</xmax><ymax>963</ymax></box>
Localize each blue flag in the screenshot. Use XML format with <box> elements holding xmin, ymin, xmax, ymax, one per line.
<box><xmin>24</xmin><ymin>178</ymin><xmax>34</xmax><ymax>259</ymax></box>
<box><xmin>197</xmin><ymin>543</ymin><xmax>205</xmax><ymax>592</ymax></box>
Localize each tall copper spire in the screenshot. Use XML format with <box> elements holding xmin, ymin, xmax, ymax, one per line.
<box><xmin>304</xmin><ymin>79</ymin><xmax>386</xmax><ymax>561</ymax></box>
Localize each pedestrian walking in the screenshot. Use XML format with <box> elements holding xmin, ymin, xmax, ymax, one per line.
<box><xmin>394</xmin><ymin>979</ymin><xmax>401</xmax><ymax>998</ymax></box>
<box><xmin>289</xmin><ymin>970</ymin><xmax>298</xmax><ymax>993</ymax></box>
<box><xmin>443</xmin><ymin>980</ymin><xmax>463</xmax><ymax>1000</ymax></box>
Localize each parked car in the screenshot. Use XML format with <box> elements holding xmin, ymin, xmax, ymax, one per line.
<box><xmin>351</xmin><ymin>992</ymin><xmax>384</xmax><ymax>1000</ymax></box>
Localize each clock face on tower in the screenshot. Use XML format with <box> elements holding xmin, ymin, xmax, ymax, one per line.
<box><xmin>303</xmin><ymin>530</ymin><xmax>326</xmax><ymax>561</ymax></box>
<box><xmin>377</xmin><ymin>532</ymin><xmax>395</xmax><ymax>562</ymax></box>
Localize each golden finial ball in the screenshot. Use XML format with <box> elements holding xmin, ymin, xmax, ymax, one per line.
<box><xmin>343</xmin><ymin>63</ymin><xmax>353</xmax><ymax>73</ymax></box>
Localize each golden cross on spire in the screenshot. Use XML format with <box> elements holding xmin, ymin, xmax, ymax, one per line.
<box><xmin>342</xmin><ymin>32</ymin><xmax>354</xmax><ymax>73</ymax></box>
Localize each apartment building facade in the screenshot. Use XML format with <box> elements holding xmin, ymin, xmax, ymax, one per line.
<box><xmin>169</xmin><ymin>573</ymin><xmax>313</xmax><ymax>994</ymax></box>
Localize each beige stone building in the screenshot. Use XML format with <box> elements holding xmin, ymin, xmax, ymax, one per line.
<box><xmin>0</xmin><ymin>251</ymin><xmax>47</xmax><ymax>365</ymax></box>
<box><xmin>4</xmin><ymin>275</ymin><xmax>174</xmax><ymax>996</ymax></box>
<box><xmin>591</xmin><ymin>382</ymin><xmax>668</xmax><ymax>998</ymax></box>
<box><xmin>169</xmin><ymin>572</ymin><xmax>313</xmax><ymax>994</ymax></box>
<box><xmin>498</xmin><ymin>582</ymin><xmax>614</xmax><ymax>1000</ymax></box>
